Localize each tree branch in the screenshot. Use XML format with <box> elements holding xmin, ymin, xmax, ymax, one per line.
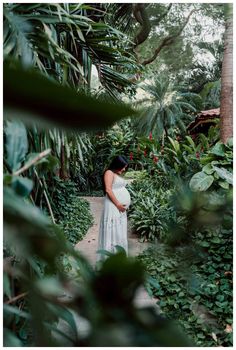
<box><xmin>13</xmin><ymin>149</ymin><xmax>51</xmax><ymax>176</ymax></box>
<box><xmin>142</xmin><ymin>9</ymin><xmax>198</xmax><ymax>66</ymax></box>
<box><xmin>5</xmin><ymin>292</ymin><xmax>28</xmax><ymax>305</ymax></box>
<box><xmin>132</xmin><ymin>4</ymin><xmax>151</xmax><ymax>49</ymax></box>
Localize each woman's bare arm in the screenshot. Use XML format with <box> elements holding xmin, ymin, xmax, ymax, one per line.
<box><xmin>104</xmin><ymin>170</ymin><xmax>126</xmax><ymax>212</ymax></box>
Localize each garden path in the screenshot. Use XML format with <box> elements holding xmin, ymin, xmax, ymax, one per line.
<box><xmin>56</xmin><ymin>196</ymin><xmax>159</xmax><ymax>344</ymax></box>
<box><xmin>75</xmin><ymin>196</ymin><xmax>158</xmax><ymax>308</ymax></box>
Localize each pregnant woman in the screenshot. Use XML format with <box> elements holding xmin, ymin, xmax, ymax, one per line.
<box><xmin>97</xmin><ymin>155</ymin><xmax>131</xmax><ymax>260</ymax></box>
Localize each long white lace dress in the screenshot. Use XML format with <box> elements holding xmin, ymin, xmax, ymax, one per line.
<box><xmin>97</xmin><ymin>173</ymin><xmax>131</xmax><ymax>261</ymax></box>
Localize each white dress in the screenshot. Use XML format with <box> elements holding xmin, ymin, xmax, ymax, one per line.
<box><xmin>97</xmin><ymin>173</ymin><xmax>131</xmax><ymax>260</ymax></box>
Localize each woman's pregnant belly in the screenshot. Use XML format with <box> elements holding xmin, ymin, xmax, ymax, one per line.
<box><xmin>113</xmin><ymin>188</ymin><xmax>131</xmax><ymax>209</ymax></box>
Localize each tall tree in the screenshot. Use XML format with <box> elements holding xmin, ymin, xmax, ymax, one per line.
<box><xmin>220</xmin><ymin>4</ymin><xmax>233</xmax><ymax>143</ymax></box>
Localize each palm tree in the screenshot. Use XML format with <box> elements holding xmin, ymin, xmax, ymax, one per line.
<box><xmin>134</xmin><ymin>77</ymin><xmax>198</xmax><ymax>143</ymax></box>
<box><xmin>220</xmin><ymin>4</ymin><xmax>233</xmax><ymax>143</ymax></box>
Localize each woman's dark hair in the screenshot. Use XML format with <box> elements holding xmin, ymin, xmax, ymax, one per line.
<box><xmin>107</xmin><ymin>155</ymin><xmax>129</xmax><ymax>172</ymax></box>
<box><xmin>102</xmin><ymin>155</ymin><xmax>129</xmax><ymax>194</ymax></box>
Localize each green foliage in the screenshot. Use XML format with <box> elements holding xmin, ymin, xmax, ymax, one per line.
<box><xmin>4</xmin><ymin>61</ymin><xmax>135</xmax><ymax>131</ymax></box>
<box><xmin>50</xmin><ymin>178</ymin><xmax>94</xmax><ymax>245</ymax></box>
<box><xmin>138</xmin><ymin>223</ymin><xmax>232</xmax><ymax>347</ymax></box>
<box><xmin>129</xmin><ymin>135</ymin><xmax>202</xmax><ymax>185</ymax></box>
<box><xmin>75</xmin><ymin>118</ymin><xmax>136</xmax><ymax>192</ymax></box>
<box><xmin>200</xmin><ymin>80</ymin><xmax>221</xmax><ymax>109</ymax></box>
<box><xmin>189</xmin><ymin>171</ymin><xmax>214</xmax><ymax>191</ymax></box>
<box><xmin>3</xmin><ymin>1</ymin><xmax>231</xmax><ymax>347</ymax></box>
<box><xmin>189</xmin><ymin>139</ymin><xmax>233</xmax><ymax>191</ymax></box>
<box><xmin>5</xmin><ymin>120</ymin><xmax>28</xmax><ymax>172</ymax></box>
<box><xmin>4</xmin><ymin>3</ymin><xmax>137</xmax><ymax>95</ymax></box>
<box><xmin>134</xmin><ymin>77</ymin><xmax>199</xmax><ymax>140</ymax></box>
<box><xmin>128</xmin><ymin>179</ymin><xmax>184</xmax><ymax>241</ymax></box>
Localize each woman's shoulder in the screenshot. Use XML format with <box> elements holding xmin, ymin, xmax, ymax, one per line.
<box><xmin>104</xmin><ymin>169</ymin><xmax>114</xmax><ymax>177</ymax></box>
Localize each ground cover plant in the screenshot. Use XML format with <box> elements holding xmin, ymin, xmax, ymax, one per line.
<box><xmin>50</xmin><ymin>178</ymin><xmax>94</xmax><ymax>245</ymax></box>
<box><xmin>138</xmin><ymin>222</ymin><xmax>233</xmax><ymax>346</ymax></box>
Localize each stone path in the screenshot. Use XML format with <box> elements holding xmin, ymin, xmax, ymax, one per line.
<box><xmin>75</xmin><ymin>196</ymin><xmax>158</xmax><ymax>308</ymax></box>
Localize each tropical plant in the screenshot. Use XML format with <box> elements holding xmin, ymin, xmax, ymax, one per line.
<box><xmin>199</xmin><ymin>80</ymin><xmax>221</xmax><ymax>109</ymax></box>
<box><xmin>128</xmin><ymin>180</ymin><xmax>184</xmax><ymax>241</ymax></box>
<box><xmin>189</xmin><ymin>139</ymin><xmax>233</xmax><ymax>192</ymax></box>
<box><xmin>134</xmin><ymin>77</ymin><xmax>198</xmax><ymax>142</ymax></box>
<box><xmin>3</xmin><ymin>2</ymin><xmax>138</xmax><ymax>191</ymax></box>
<box><xmin>3</xmin><ymin>91</ymin><xmax>192</xmax><ymax>348</ymax></box>
<box><xmin>3</xmin><ymin>3</ymin><xmax>136</xmax><ymax>93</ymax></box>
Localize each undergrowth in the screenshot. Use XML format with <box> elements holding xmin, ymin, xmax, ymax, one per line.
<box><xmin>138</xmin><ymin>227</ymin><xmax>233</xmax><ymax>347</ymax></box>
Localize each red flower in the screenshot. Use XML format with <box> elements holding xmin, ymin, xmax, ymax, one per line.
<box><xmin>144</xmin><ymin>149</ymin><xmax>147</xmax><ymax>157</ymax></box>
<box><xmin>149</xmin><ymin>132</ymin><xmax>153</xmax><ymax>140</ymax></box>
<box><xmin>196</xmin><ymin>152</ymin><xmax>200</xmax><ymax>159</ymax></box>
<box><xmin>129</xmin><ymin>152</ymin><xmax>133</xmax><ymax>160</ymax></box>
<box><xmin>153</xmin><ymin>156</ymin><xmax>159</xmax><ymax>163</ymax></box>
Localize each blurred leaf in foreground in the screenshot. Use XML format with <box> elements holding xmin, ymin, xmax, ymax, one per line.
<box><xmin>4</xmin><ymin>61</ymin><xmax>136</xmax><ymax>131</ymax></box>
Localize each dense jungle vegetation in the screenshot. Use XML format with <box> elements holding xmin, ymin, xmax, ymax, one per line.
<box><xmin>3</xmin><ymin>3</ymin><xmax>232</xmax><ymax>347</ymax></box>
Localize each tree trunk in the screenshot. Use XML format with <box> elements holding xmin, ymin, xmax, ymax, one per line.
<box><xmin>220</xmin><ymin>4</ymin><xmax>233</xmax><ymax>144</ymax></box>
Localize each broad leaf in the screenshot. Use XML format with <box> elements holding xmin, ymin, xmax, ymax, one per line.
<box><xmin>4</xmin><ymin>329</ymin><xmax>23</xmax><ymax>347</ymax></box>
<box><xmin>219</xmin><ymin>181</ymin><xmax>229</xmax><ymax>189</ymax></box>
<box><xmin>202</xmin><ymin>163</ymin><xmax>214</xmax><ymax>175</ymax></box>
<box><xmin>213</xmin><ymin>166</ymin><xmax>233</xmax><ymax>185</ymax></box>
<box><xmin>12</xmin><ymin>176</ymin><xmax>33</xmax><ymax>197</ymax></box>
<box><xmin>4</xmin><ymin>62</ymin><xmax>136</xmax><ymax>131</ymax></box>
<box><xmin>5</xmin><ymin>120</ymin><xmax>28</xmax><ymax>171</ymax></box>
<box><xmin>189</xmin><ymin>171</ymin><xmax>214</xmax><ymax>191</ymax></box>
<box><xmin>210</xmin><ymin>143</ymin><xmax>225</xmax><ymax>157</ymax></box>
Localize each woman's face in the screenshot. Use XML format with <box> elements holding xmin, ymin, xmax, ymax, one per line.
<box><xmin>116</xmin><ymin>165</ymin><xmax>127</xmax><ymax>174</ymax></box>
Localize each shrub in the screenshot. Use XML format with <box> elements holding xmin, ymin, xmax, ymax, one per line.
<box><xmin>128</xmin><ymin>179</ymin><xmax>184</xmax><ymax>241</ymax></box>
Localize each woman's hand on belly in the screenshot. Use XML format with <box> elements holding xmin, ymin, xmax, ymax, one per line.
<box><xmin>116</xmin><ymin>202</ymin><xmax>126</xmax><ymax>212</ymax></box>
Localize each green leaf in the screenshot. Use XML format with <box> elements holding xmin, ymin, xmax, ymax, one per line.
<box><xmin>12</xmin><ymin>176</ymin><xmax>33</xmax><ymax>197</ymax></box>
<box><xmin>202</xmin><ymin>163</ymin><xmax>214</xmax><ymax>175</ymax></box>
<box><xmin>4</xmin><ymin>304</ymin><xmax>31</xmax><ymax>319</ymax></box>
<box><xmin>3</xmin><ymin>175</ymin><xmax>13</xmax><ymax>186</ymax></box>
<box><xmin>4</xmin><ymin>61</ymin><xmax>136</xmax><ymax>131</ymax></box>
<box><xmin>37</xmin><ymin>154</ymin><xmax>59</xmax><ymax>173</ymax></box>
<box><xmin>3</xmin><ymin>273</ymin><xmax>12</xmax><ymax>299</ymax></box>
<box><xmin>213</xmin><ymin>166</ymin><xmax>233</xmax><ymax>185</ymax></box>
<box><xmin>96</xmin><ymin>249</ymin><xmax>113</xmax><ymax>257</ymax></box>
<box><xmin>5</xmin><ymin>120</ymin><xmax>28</xmax><ymax>171</ymax></box>
<box><xmin>4</xmin><ymin>328</ymin><xmax>23</xmax><ymax>347</ymax></box>
<box><xmin>219</xmin><ymin>181</ymin><xmax>229</xmax><ymax>189</ymax></box>
<box><xmin>147</xmin><ymin>276</ymin><xmax>160</xmax><ymax>290</ymax></box>
<box><xmin>189</xmin><ymin>172</ymin><xmax>214</xmax><ymax>192</ymax></box>
<box><xmin>210</xmin><ymin>143</ymin><xmax>225</xmax><ymax>157</ymax></box>
<box><xmin>185</xmin><ymin>136</ymin><xmax>196</xmax><ymax>149</ymax></box>
<box><xmin>34</xmin><ymin>277</ymin><xmax>65</xmax><ymax>296</ymax></box>
<box><xmin>226</xmin><ymin>137</ymin><xmax>233</xmax><ymax>148</ymax></box>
